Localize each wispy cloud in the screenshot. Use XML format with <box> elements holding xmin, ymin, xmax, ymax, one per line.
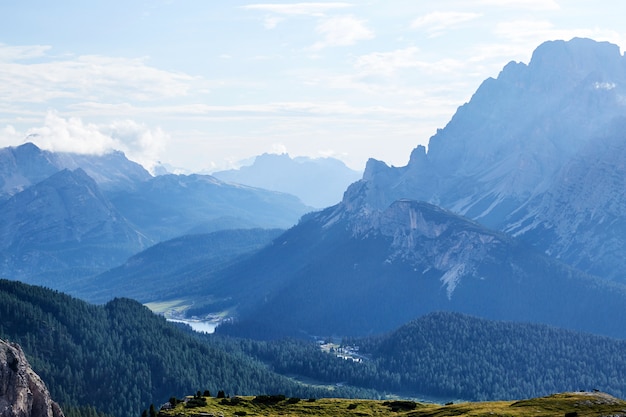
<box><xmin>241</xmin><ymin>2</ymin><xmax>352</xmax><ymax>16</ymax></box>
<box><xmin>354</xmin><ymin>47</ymin><xmax>422</xmax><ymax>76</ymax></box>
<box><xmin>354</xmin><ymin>47</ymin><xmax>466</xmax><ymax>76</ymax></box>
<box><xmin>312</xmin><ymin>15</ymin><xmax>374</xmax><ymax>49</ymax></box>
<box><xmin>411</xmin><ymin>11</ymin><xmax>482</xmax><ymax>37</ymax></box>
<box><xmin>242</xmin><ymin>2</ymin><xmax>353</xmax><ymax>29</ymax></box>
<box><xmin>478</xmin><ymin>0</ymin><xmax>560</xmax><ymax>10</ymax></box>
<box><xmin>0</xmin><ymin>43</ymin><xmax>51</xmax><ymax>61</ymax></box>
<box><xmin>0</xmin><ymin>53</ymin><xmax>203</xmax><ymax>104</ymax></box>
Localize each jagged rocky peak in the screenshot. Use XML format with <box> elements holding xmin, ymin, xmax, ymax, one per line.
<box><xmin>341</xmin><ymin>38</ymin><xmax>626</xmax><ymax>220</ymax></box>
<box><xmin>0</xmin><ymin>339</ymin><xmax>64</xmax><ymax>417</ymax></box>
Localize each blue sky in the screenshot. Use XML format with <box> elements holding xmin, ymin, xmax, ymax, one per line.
<box><xmin>1</xmin><ymin>1</ymin><xmax>624</xmax><ymax>173</ymax></box>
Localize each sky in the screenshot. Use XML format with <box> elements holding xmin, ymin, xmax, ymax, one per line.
<box><xmin>0</xmin><ymin>1</ymin><xmax>625</xmax><ymax>173</ymax></box>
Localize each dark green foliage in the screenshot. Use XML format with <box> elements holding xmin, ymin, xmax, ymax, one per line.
<box><xmin>213</xmin><ymin>312</ymin><xmax>626</xmax><ymax>402</ymax></box>
<box><xmin>63</xmin><ymin>405</ymin><xmax>115</xmax><ymax>417</ymax></box>
<box><xmin>252</xmin><ymin>395</ymin><xmax>286</xmax><ymax>405</ymax></box>
<box><xmin>383</xmin><ymin>400</ymin><xmax>417</xmax><ymax>412</ymax></box>
<box><xmin>0</xmin><ymin>279</ymin><xmax>369</xmax><ymax>417</ymax></box>
<box><xmin>220</xmin><ymin>397</ymin><xmax>243</xmax><ymax>406</ymax></box>
<box><xmin>216</xmin><ymin>390</ymin><xmax>226</xmax><ymax>399</ymax></box>
<box><xmin>184</xmin><ymin>397</ymin><xmax>207</xmax><ymax>408</ymax></box>
<box><xmin>353</xmin><ymin>312</ymin><xmax>626</xmax><ymax>400</ymax></box>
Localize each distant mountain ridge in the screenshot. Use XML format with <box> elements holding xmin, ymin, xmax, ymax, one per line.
<box><xmin>75</xmin><ymin>228</ymin><xmax>284</xmax><ymax>304</ymax></box>
<box><xmin>0</xmin><ymin>142</ymin><xmax>151</xmax><ymax>200</ymax></box>
<box><xmin>0</xmin><ymin>168</ymin><xmax>150</xmax><ymax>286</ymax></box>
<box><xmin>212</xmin><ymin>153</ymin><xmax>362</xmax><ymax>208</ymax></box>
<box><xmin>108</xmin><ymin>173</ymin><xmax>308</xmax><ymax>241</ymax></box>
<box><xmin>0</xmin><ymin>143</ymin><xmax>312</xmax><ymax>286</ymax></box>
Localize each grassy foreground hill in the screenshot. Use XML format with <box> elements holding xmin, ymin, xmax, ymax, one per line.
<box><xmin>159</xmin><ymin>391</ymin><xmax>626</xmax><ymax>417</ymax></box>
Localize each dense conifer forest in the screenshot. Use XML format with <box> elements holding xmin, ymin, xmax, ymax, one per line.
<box><xmin>217</xmin><ymin>313</ymin><xmax>626</xmax><ymax>401</ymax></box>
<box><xmin>0</xmin><ymin>280</ymin><xmax>372</xmax><ymax>417</ymax></box>
<box><xmin>3</xmin><ymin>279</ymin><xmax>626</xmax><ymax>417</ymax></box>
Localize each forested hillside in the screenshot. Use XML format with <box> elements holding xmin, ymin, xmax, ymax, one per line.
<box><xmin>0</xmin><ymin>280</ymin><xmax>373</xmax><ymax>417</ymax></box>
<box><xmin>3</xmin><ymin>277</ymin><xmax>626</xmax><ymax>416</ymax></box>
<box><xmin>74</xmin><ymin>228</ymin><xmax>284</xmax><ymax>303</ymax></box>
<box><xmin>218</xmin><ymin>312</ymin><xmax>626</xmax><ymax>401</ymax></box>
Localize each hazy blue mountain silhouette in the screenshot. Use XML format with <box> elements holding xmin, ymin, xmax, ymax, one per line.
<box><xmin>0</xmin><ymin>143</ymin><xmax>312</xmax><ymax>287</ymax></box>
<box><xmin>212</xmin><ymin>153</ymin><xmax>361</xmax><ymax>208</ymax></box>
<box><xmin>0</xmin><ymin>168</ymin><xmax>150</xmax><ymax>287</ymax></box>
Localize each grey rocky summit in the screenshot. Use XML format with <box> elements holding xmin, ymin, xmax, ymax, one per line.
<box><xmin>0</xmin><ymin>339</ymin><xmax>64</xmax><ymax>417</ymax></box>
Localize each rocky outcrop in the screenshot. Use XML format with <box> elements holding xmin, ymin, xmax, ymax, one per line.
<box><xmin>0</xmin><ymin>339</ymin><xmax>64</xmax><ymax>417</ymax></box>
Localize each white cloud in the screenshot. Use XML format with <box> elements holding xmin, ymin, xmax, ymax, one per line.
<box><xmin>271</xmin><ymin>143</ymin><xmax>288</xmax><ymax>154</ymax></box>
<box><xmin>411</xmin><ymin>11</ymin><xmax>482</xmax><ymax>36</ymax></box>
<box><xmin>594</xmin><ymin>82</ymin><xmax>616</xmax><ymax>90</ymax></box>
<box><xmin>22</xmin><ymin>112</ymin><xmax>168</xmax><ymax>172</ymax></box>
<box><xmin>102</xmin><ymin>120</ymin><xmax>168</xmax><ymax>171</ymax></box>
<box><xmin>312</xmin><ymin>15</ymin><xmax>374</xmax><ymax>49</ymax></box>
<box><xmin>26</xmin><ymin>112</ymin><xmax>117</xmax><ymax>155</ymax></box>
<box><xmin>0</xmin><ymin>125</ymin><xmax>23</xmax><ymax>148</ymax></box>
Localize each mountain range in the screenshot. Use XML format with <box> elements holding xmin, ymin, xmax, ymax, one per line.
<box><xmin>212</xmin><ymin>153</ymin><xmax>362</xmax><ymax>208</ymax></box>
<box><xmin>345</xmin><ymin>38</ymin><xmax>626</xmax><ymax>281</ymax></box>
<box><xmin>180</xmin><ymin>38</ymin><xmax>626</xmax><ymax>339</ymax></box>
<box><xmin>0</xmin><ymin>143</ymin><xmax>311</xmax><ymax>286</ymax></box>
<box><xmin>207</xmin><ymin>199</ymin><xmax>626</xmax><ymax>339</ymax></box>
<box><xmin>3</xmin><ymin>37</ymin><xmax>626</xmax><ymax>343</ymax></box>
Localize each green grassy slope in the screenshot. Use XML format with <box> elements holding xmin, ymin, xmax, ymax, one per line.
<box><xmin>159</xmin><ymin>391</ymin><xmax>626</xmax><ymax>417</ymax></box>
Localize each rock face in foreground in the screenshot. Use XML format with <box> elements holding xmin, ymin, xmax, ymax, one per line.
<box><xmin>0</xmin><ymin>339</ymin><xmax>64</xmax><ymax>417</ymax></box>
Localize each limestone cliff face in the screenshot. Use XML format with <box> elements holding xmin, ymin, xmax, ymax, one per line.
<box><xmin>0</xmin><ymin>339</ymin><xmax>64</xmax><ymax>417</ymax></box>
<box><xmin>338</xmin><ymin>38</ymin><xmax>626</xmax><ymax>282</ymax></box>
